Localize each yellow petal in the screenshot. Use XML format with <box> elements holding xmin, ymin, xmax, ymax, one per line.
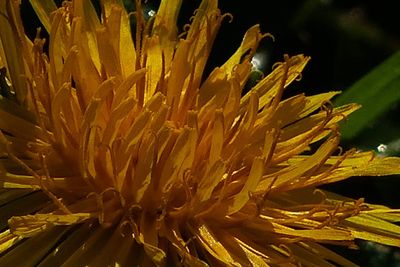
<box><xmin>138</xmin><ymin>213</ymin><xmax>166</xmax><ymax>266</ymax></box>
<box><xmin>191</xmin><ymin>222</ymin><xmax>241</xmax><ymax>267</ymax></box>
<box><xmin>302</xmin><ymin>242</ymin><xmax>358</xmax><ymax>267</ymax></box>
<box><xmin>73</xmin><ymin>0</ymin><xmax>102</xmax><ymax>72</ymax></box>
<box><xmin>0</xmin><ymin>226</ymin><xmax>70</xmax><ymax>266</ymax></box>
<box><xmin>35</xmin><ymin>222</ymin><xmax>96</xmax><ymax>267</ymax></box>
<box><xmin>351</xmin><ymin>230</ymin><xmax>400</xmax><ymax>247</ymax></box>
<box><xmin>152</xmin><ymin>0</ymin><xmax>182</xmax><ymax>68</ymax></box>
<box><xmin>130</xmin><ymin>132</ymin><xmax>155</xmax><ymax>203</ymax></box>
<box><xmin>102</xmin><ymin>3</ymin><xmax>136</xmax><ymax>78</ymax></box>
<box><xmin>185</xmin><ymin>0</ymin><xmax>222</xmax><ymax>92</ymax></box>
<box><xmin>58</xmin><ymin>224</ymin><xmax>117</xmax><ymax>267</ymax></box>
<box><xmin>49</xmin><ymin>8</ymin><xmax>67</xmax><ymax>91</ymax></box>
<box><xmin>28</xmin><ymin>0</ymin><xmax>57</xmax><ymax>32</ymax></box>
<box><xmin>198</xmin><ymin>67</ymin><xmax>229</xmax><ymax>107</ymax></box>
<box><xmin>257</xmin><ymin>135</ymin><xmax>339</xmax><ymax>193</ymax></box>
<box><xmin>0</xmin><ymin>230</ymin><xmax>23</xmax><ymax>254</ymax></box>
<box><xmin>272</xmin><ymin>223</ymin><xmax>353</xmax><ymax>241</ymax></box>
<box><xmin>9</xmin><ymin>213</ymin><xmax>93</xmax><ymax>237</ymax></box>
<box><xmin>0</xmin><ymin>110</ymin><xmax>46</xmax><ymax>142</ymax></box>
<box><xmin>0</xmin><ymin>1</ymin><xmax>27</xmax><ymax>103</ymax></box>
<box><xmin>166</xmin><ymin>40</ymin><xmax>190</xmax><ymax>117</ymax></box>
<box><xmin>221</xmin><ymin>25</ymin><xmax>262</xmax><ymax>79</ymax></box>
<box><xmin>143</xmin><ymin>36</ymin><xmax>163</xmax><ymax>101</ymax></box>
<box><xmin>241</xmin><ymin>54</ymin><xmax>310</xmax><ymax>112</ymax></box>
<box><xmin>346</xmin><ymin>213</ymin><xmax>400</xmax><ymax>237</ymax></box>
<box><xmin>227</xmin><ymin>157</ymin><xmax>264</xmax><ymax>215</ymax></box>
<box><xmin>163</xmin><ymin>224</ymin><xmax>209</xmax><ymax>267</ymax></box>
<box><xmin>159</xmin><ymin>126</ymin><xmax>197</xmax><ymax>193</ymax></box>
<box><xmin>70</xmin><ymin>18</ymin><xmax>102</xmax><ymax>109</ymax></box>
<box><xmin>197</xmin><ymin>160</ymin><xmax>226</xmax><ymax>203</ymax></box>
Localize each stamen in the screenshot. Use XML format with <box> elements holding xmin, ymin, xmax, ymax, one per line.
<box><xmin>294</xmin><ymin>71</ymin><xmax>303</xmax><ymax>81</ymax></box>
<box><xmin>261</xmin><ymin>32</ymin><xmax>275</xmax><ymax>42</ymax></box>
<box><xmin>312</xmin><ymin>189</ymin><xmax>327</xmax><ymax>204</ymax></box>
<box><xmin>255</xmin><ymin>175</ymin><xmax>279</xmax><ymax>216</ymax></box>
<box><xmin>272</xmin><ymin>62</ymin><xmax>283</xmax><ymax>70</ymax></box>
<box><xmin>221</xmin><ymin>12</ymin><xmax>233</xmax><ymax>23</ymax></box>
<box><xmin>0</xmin><ymin>130</ymin><xmax>71</xmax><ymax>214</ymax></box>
<box><xmin>277</xmin><ymin>244</ymin><xmax>297</xmax><ymax>264</ymax></box>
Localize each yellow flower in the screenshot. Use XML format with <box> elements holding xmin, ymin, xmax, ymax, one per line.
<box><xmin>0</xmin><ymin>0</ymin><xmax>399</xmax><ymax>266</ymax></box>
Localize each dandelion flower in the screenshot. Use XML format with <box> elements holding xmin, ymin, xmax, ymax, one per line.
<box><xmin>1</xmin><ymin>0</ymin><xmax>400</xmax><ymax>266</ymax></box>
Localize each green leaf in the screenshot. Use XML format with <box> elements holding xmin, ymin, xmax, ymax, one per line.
<box><xmin>334</xmin><ymin>50</ymin><xmax>400</xmax><ymax>140</ymax></box>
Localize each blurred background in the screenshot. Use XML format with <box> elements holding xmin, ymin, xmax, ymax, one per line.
<box><xmin>20</xmin><ymin>0</ymin><xmax>400</xmax><ymax>265</ymax></box>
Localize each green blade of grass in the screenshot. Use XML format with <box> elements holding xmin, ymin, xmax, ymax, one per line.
<box><xmin>334</xmin><ymin>50</ymin><xmax>400</xmax><ymax>140</ymax></box>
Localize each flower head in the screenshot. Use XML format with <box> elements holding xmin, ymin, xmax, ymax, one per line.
<box><xmin>1</xmin><ymin>0</ymin><xmax>400</xmax><ymax>266</ymax></box>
